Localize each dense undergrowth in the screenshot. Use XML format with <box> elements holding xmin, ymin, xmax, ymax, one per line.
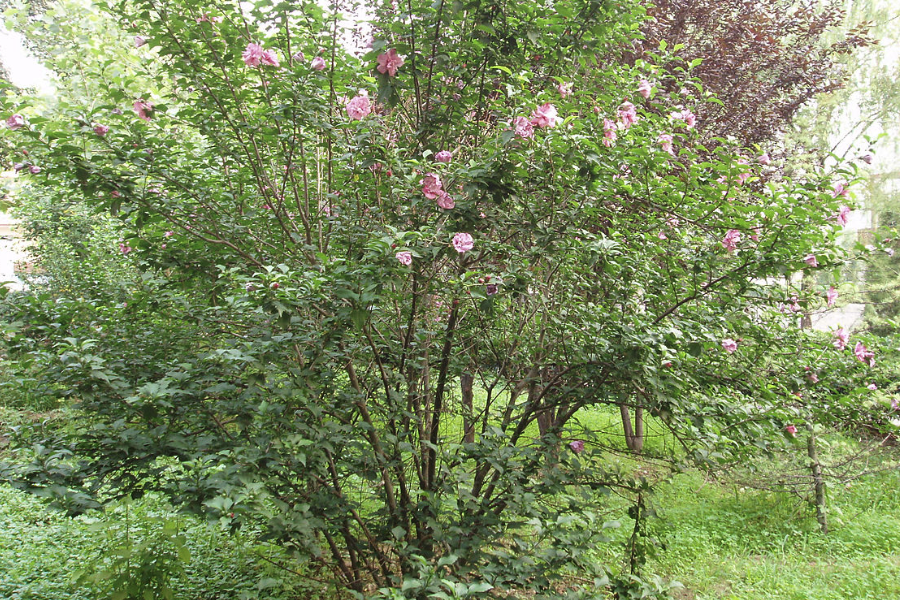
<box><xmin>2</xmin><ymin>398</ymin><xmax>898</xmax><ymax>600</ymax></box>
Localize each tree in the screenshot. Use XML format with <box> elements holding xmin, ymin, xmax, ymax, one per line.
<box><xmin>636</xmin><ymin>0</ymin><xmax>873</xmax><ymax>148</ymax></box>
<box><xmin>0</xmin><ymin>0</ymin><xmax>884</xmax><ymax>597</ymax></box>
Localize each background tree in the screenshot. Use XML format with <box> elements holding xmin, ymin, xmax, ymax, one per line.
<box><xmin>636</xmin><ymin>0</ymin><xmax>873</xmax><ymax>148</ymax></box>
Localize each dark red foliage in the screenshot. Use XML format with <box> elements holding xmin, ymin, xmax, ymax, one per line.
<box><xmin>637</xmin><ymin>0</ymin><xmax>874</xmax><ymax>146</ymax></box>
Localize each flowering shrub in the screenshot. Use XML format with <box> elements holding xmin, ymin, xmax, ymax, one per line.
<box><xmin>0</xmin><ymin>0</ymin><xmax>884</xmax><ymax>596</ymax></box>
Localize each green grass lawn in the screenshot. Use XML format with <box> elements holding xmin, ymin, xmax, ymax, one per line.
<box><xmin>651</xmin><ymin>467</ymin><xmax>900</xmax><ymax>600</ymax></box>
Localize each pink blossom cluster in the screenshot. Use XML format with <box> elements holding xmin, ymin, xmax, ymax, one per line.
<box><xmin>531</xmin><ymin>103</ymin><xmax>559</xmax><ymax>128</ymax></box>
<box><xmin>638</xmin><ymin>80</ymin><xmax>652</xmax><ymax>98</ymax></box>
<box><xmin>133</xmin><ymin>99</ymin><xmax>153</xmax><ymax>121</ymax></box>
<box><xmin>602</xmin><ymin>118</ymin><xmax>617</xmax><ymax>147</ymax></box>
<box><xmin>421</xmin><ymin>173</ymin><xmax>454</xmax><ymax>209</ymax></box>
<box><xmin>618</xmin><ymin>101</ymin><xmax>638</xmax><ymax>128</ymax></box>
<box><xmin>242</xmin><ymin>42</ymin><xmax>280</xmax><ymax>68</ymax></box>
<box><xmin>513</xmin><ymin>117</ymin><xmax>534</xmax><ymax>139</ymax></box>
<box><xmin>833</xmin><ymin>327</ymin><xmax>849</xmax><ymax>350</ymax></box>
<box><xmin>376</xmin><ymin>48</ymin><xmax>404</xmax><ymax>77</ymax></box>
<box><xmin>346</xmin><ymin>92</ymin><xmax>372</xmax><ymax>120</ymax></box>
<box><xmin>835</xmin><ymin>205</ymin><xmax>851</xmax><ymax>226</ymax></box>
<box><xmin>452</xmin><ymin>232</ymin><xmax>474</xmax><ymax>253</ymax></box>
<box><xmin>670</xmin><ymin>108</ymin><xmax>696</xmax><ymax>129</ymax></box>
<box><xmin>721</xmin><ymin>229</ymin><xmax>741</xmax><ymax>252</ymax></box>
<box><xmin>658</xmin><ymin>133</ymin><xmax>674</xmax><ymax>155</ymax></box>
<box><xmin>6</xmin><ymin>114</ymin><xmax>25</xmax><ymax>130</ymax></box>
<box><xmin>854</xmin><ymin>341</ymin><xmax>875</xmax><ymax>367</ymax></box>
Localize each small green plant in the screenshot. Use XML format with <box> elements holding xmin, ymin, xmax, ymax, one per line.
<box><xmin>75</xmin><ymin>500</ymin><xmax>190</xmax><ymax>600</ymax></box>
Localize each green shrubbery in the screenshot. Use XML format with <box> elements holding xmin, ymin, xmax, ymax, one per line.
<box><xmin>1</xmin><ymin>0</ymin><xmax>896</xmax><ymax>597</ymax></box>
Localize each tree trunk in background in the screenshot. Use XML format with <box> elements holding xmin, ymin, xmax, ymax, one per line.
<box><xmin>620</xmin><ymin>404</ymin><xmax>644</xmax><ymax>454</ymax></box>
<box><xmin>461</xmin><ymin>371</ymin><xmax>474</xmax><ymax>444</ymax></box>
<box><xmin>806</xmin><ymin>421</ymin><xmax>828</xmax><ymax>534</ymax></box>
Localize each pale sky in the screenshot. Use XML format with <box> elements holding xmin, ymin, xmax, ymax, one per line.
<box><xmin>0</xmin><ymin>26</ymin><xmax>53</xmax><ymax>92</ymax></box>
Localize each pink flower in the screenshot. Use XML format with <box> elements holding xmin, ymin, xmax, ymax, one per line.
<box><xmin>658</xmin><ymin>133</ymin><xmax>674</xmax><ymax>155</ymax></box>
<box><xmin>396</xmin><ymin>251</ymin><xmax>412</xmax><ymax>266</ymax></box>
<box><xmin>12</xmin><ymin>163</ymin><xmax>25</xmax><ymax>172</ymax></box>
<box><xmin>785</xmin><ymin>424</ymin><xmax>797</xmax><ymax>437</ymax></box>
<box><xmin>618</xmin><ymin>101</ymin><xmax>638</xmax><ymax>128</ymax></box>
<box><xmin>310</xmin><ymin>56</ymin><xmax>326</xmax><ymax>71</ymax></box>
<box><xmin>28</xmin><ymin>165</ymin><xmax>41</xmax><ymax>174</ymax></box>
<box><xmin>868</xmin><ymin>383</ymin><xmax>878</xmax><ymax>391</ymax></box>
<box><xmin>119</xmin><ymin>243</ymin><xmax>132</xmax><ymax>255</ymax></box>
<box><xmin>452</xmin><ymin>232</ymin><xmax>474</xmax><ymax>253</ymax></box>
<box><xmin>826</xmin><ymin>286</ymin><xmax>838</xmax><ymax>307</ymax></box>
<box><xmin>721</xmin><ymin>229</ymin><xmax>742</xmax><ymax>252</ymax></box>
<box><xmin>804</xmin><ymin>254</ymin><xmax>819</xmax><ymax>268</ymax></box>
<box><xmin>671</xmin><ymin>109</ymin><xmax>696</xmax><ymax>128</ymax></box>
<box><xmin>94</xmin><ymin>124</ymin><xmax>109</xmax><ymax>137</ymax></box>
<box><xmin>658</xmin><ymin>231</ymin><xmax>667</xmax><ymax>240</ymax></box>
<box><xmin>888</xmin><ymin>248</ymin><xmax>896</xmax><ymax>257</ymax></box>
<box><xmin>164</xmin><ymin>230</ymin><xmax>174</xmax><ymax>237</ymax></box>
<box><xmin>261</xmin><ymin>49</ymin><xmax>280</xmax><ymax>67</ymax></box>
<box><xmin>835</xmin><ymin>205</ymin><xmax>851</xmax><ymax>226</ymax></box>
<box><xmin>750</xmin><ymin>226</ymin><xmax>761</xmax><ymax>242</ymax></box>
<box><xmin>134</xmin><ymin>35</ymin><xmax>148</xmax><ymax>48</ymax></box>
<box><xmin>602</xmin><ymin>118</ymin><xmax>617</xmax><ymax>147</ymax></box>
<box><xmin>807</xmin><ymin>371</ymin><xmax>819</xmax><ymax>384</ymax></box>
<box><xmin>758</xmin><ymin>153</ymin><xmax>771</xmax><ymax>165</ymax></box>
<box><xmin>569</xmin><ymin>440</ymin><xmax>585</xmax><ymax>454</ymax></box>
<box><xmin>346</xmin><ymin>93</ymin><xmax>372</xmax><ymax>120</ymax></box>
<box><xmin>422</xmin><ymin>173</ymin><xmax>442</xmax><ymax>199</ymax></box>
<box><xmin>435</xmin><ymin>150</ymin><xmax>452</xmax><ymax>163</ymax></box>
<box><xmin>638</xmin><ymin>79</ymin><xmax>652</xmax><ymax>99</ymax></box>
<box><xmin>110</xmin><ymin>190</ymin><xmax>121</xmax><ymax>198</ymax></box>
<box><xmin>436</xmin><ymin>191</ymin><xmax>455</xmax><ymax>210</ymax></box>
<box><xmin>721</xmin><ymin>338</ymin><xmax>738</xmax><ymax>354</ymax></box>
<box><xmin>832</xmin><ymin>182</ymin><xmax>849</xmax><ymax>198</ymax></box>
<box><xmin>557</xmin><ymin>82</ymin><xmax>572</xmax><ymax>98</ymax></box>
<box><xmin>735</xmin><ymin>159</ymin><xmax>751</xmax><ymax>185</ymax></box>
<box><xmin>6</xmin><ymin>114</ymin><xmax>25</xmax><ymax>130</ymax></box>
<box><xmin>376</xmin><ymin>48</ymin><xmax>404</xmax><ymax>77</ymax></box>
<box><xmin>833</xmin><ymin>328</ymin><xmax>849</xmax><ymax>350</ymax></box>
<box><xmin>291</xmin><ymin>50</ymin><xmax>305</xmax><ymax>62</ymax></box>
<box><xmin>242</xmin><ymin>42</ymin><xmax>265</xmax><ymax>67</ymax></box>
<box><xmin>531</xmin><ymin>103</ymin><xmax>559</xmax><ymax>128</ymax></box>
<box><xmin>513</xmin><ymin>116</ymin><xmax>534</xmax><ymax>139</ymax></box>
<box><xmin>854</xmin><ymin>341</ymin><xmax>874</xmax><ymax>366</ymax></box>
<box><xmin>133</xmin><ymin>99</ymin><xmax>153</xmax><ymax>121</ymax></box>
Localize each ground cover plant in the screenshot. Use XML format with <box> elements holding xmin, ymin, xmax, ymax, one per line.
<box><xmin>1</xmin><ymin>0</ymin><xmax>896</xmax><ymax>597</ymax></box>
